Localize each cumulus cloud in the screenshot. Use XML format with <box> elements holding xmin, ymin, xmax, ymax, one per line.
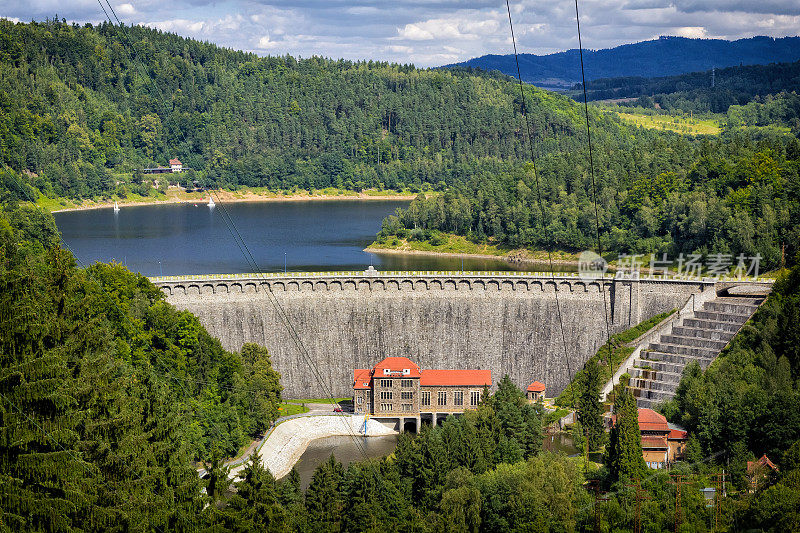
<box><xmin>0</xmin><ymin>0</ymin><xmax>797</xmax><ymax>67</ymax></box>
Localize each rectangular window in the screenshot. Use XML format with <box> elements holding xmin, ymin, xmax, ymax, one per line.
<box><xmin>401</xmin><ymin>391</ymin><xmax>413</xmax><ymax>400</ymax></box>
<box><xmin>470</xmin><ymin>391</ymin><xmax>481</xmax><ymax>406</ymax></box>
<box><xmin>421</xmin><ymin>391</ymin><xmax>430</xmax><ymax>406</ymax></box>
<box><xmin>401</xmin><ymin>379</ymin><xmax>414</xmax><ymax>388</ymax></box>
<box><xmin>454</xmin><ymin>391</ymin><xmax>463</xmax><ymax>406</ymax></box>
<box><xmin>380</xmin><ymin>379</ymin><xmax>392</xmax><ymax>388</ymax></box>
<box><xmin>402</xmin><ymin>404</ymin><xmax>413</xmax><ymax>412</ymax></box>
<box><xmin>438</xmin><ymin>391</ymin><xmax>447</xmax><ymax>406</ymax></box>
<box><xmin>380</xmin><ymin>403</ymin><xmax>393</xmax><ymax>411</ymax></box>
<box><xmin>357</xmin><ymin>396</ymin><xmax>363</xmax><ymax>404</ymax></box>
<box><xmin>380</xmin><ymin>391</ymin><xmax>393</xmax><ymax>400</ymax></box>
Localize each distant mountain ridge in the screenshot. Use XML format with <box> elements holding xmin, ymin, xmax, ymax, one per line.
<box><xmin>443</xmin><ymin>36</ymin><xmax>800</xmax><ymax>88</ymax></box>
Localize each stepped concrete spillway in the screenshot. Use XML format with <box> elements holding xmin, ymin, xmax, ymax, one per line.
<box><xmin>153</xmin><ymin>271</ymin><xmax>729</xmax><ymax>398</ymax></box>
<box><xmin>628</xmin><ymin>293</ymin><xmax>767</xmax><ymax>408</ymax></box>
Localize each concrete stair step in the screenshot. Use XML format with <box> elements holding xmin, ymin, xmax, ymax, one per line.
<box><xmin>681</xmin><ymin>318</ymin><xmax>741</xmax><ymax>333</ymax></box>
<box><xmin>704</xmin><ymin>301</ymin><xmax>760</xmax><ymax>315</ymax></box>
<box><xmin>629</xmin><ymin>378</ymin><xmax>677</xmax><ymax>393</ymax></box>
<box><xmin>641</xmin><ymin>351</ymin><xmax>714</xmax><ymax>368</ymax></box>
<box><xmin>636</xmin><ymin>397</ymin><xmax>658</xmax><ymax>409</ymax></box>
<box><xmin>659</xmin><ymin>334</ymin><xmax>728</xmax><ymax>350</ymax></box>
<box><xmin>629</xmin><ymin>386</ymin><xmax>672</xmax><ymax>402</ymax></box>
<box><xmin>635</xmin><ymin>358</ymin><xmax>684</xmax><ymax>375</ymax></box>
<box><xmin>629</xmin><ymin>367</ymin><xmax>682</xmax><ymax>384</ymax></box>
<box><xmin>671</xmin><ymin>326</ymin><xmax>735</xmax><ymax>342</ymax></box>
<box><xmin>694</xmin><ymin>310</ymin><xmax>750</xmax><ymax>324</ymax></box>
<box><xmin>648</xmin><ymin>343</ymin><xmax>718</xmax><ymax>358</ymax></box>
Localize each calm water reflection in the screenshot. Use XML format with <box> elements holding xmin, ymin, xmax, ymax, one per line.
<box><xmin>54</xmin><ymin>200</ymin><xmax>574</xmax><ymax>276</ymax></box>
<box><xmin>289</xmin><ymin>434</ymin><xmax>398</xmax><ymax>490</ymax></box>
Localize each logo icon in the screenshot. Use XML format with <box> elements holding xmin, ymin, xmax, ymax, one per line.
<box><xmin>578</xmin><ymin>250</ymin><xmax>607</xmax><ymax>279</ymax></box>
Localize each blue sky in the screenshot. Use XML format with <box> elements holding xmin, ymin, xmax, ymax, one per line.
<box><xmin>1</xmin><ymin>0</ymin><xmax>799</xmax><ymax>67</ymax></box>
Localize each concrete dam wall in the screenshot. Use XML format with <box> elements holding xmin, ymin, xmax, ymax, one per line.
<box><xmin>156</xmin><ymin>273</ymin><xmax>715</xmax><ymax>398</ymax></box>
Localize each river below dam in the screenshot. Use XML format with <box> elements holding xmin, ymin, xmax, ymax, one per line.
<box><xmin>53</xmin><ymin>200</ymin><xmax>570</xmax><ymax>276</ymax></box>
<box><xmin>285</xmin><ymin>431</ymin><xmax>578</xmax><ymax>489</ymax></box>
<box><xmin>289</xmin><ymin>434</ymin><xmax>399</xmax><ymax>490</ymax></box>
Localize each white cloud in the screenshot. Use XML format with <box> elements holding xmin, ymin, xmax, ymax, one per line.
<box><xmin>673</xmin><ymin>26</ymin><xmax>708</xmax><ymax>38</ymax></box>
<box><xmin>1</xmin><ymin>0</ymin><xmax>798</xmax><ymax>67</ymax></box>
<box><xmin>117</xmin><ymin>3</ymin><xmax>136</xmax><ymax>16</ymax></box>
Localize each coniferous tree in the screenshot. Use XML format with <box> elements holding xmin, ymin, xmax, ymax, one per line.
<box><xmin>305</xmin><ymin>454</ymin><xmax>344</xmax><ymax>532</ymax></box>
<box><xmin>607</xmin><ymin>388</ymin><xmax>646</xmax><ymax>482</ymax></box>
<box><xmin>578</xmin><ymin>359</ymin><xmax>606</xmax><ymax>451</ymax></box>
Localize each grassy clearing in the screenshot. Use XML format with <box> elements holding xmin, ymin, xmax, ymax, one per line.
<box><xmin>616</xmin><ymin>111</ymin><xmax>721</xmax><ymax>135</ymax></box>
<box><xmin>554</xmin><ymin>309</ymin><xmax>676</xmax><ymax>407</ymax></box>
<box><xmin>278</xmin><ymin>403</ymin><xmax>310</xmax><ymax>416</ymax></box>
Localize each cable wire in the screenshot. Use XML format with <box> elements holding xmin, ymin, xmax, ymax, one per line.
<box><xmin>504</xmin><ymin>0</ymin><xmax>579</xmax><ymax>425</ymax></box>
<box><xmin>573</xmin><ymin>0</ymin><xmax>616</xmax><ymax>389</ymax></box>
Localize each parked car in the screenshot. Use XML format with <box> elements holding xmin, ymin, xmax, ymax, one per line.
<box><xmin>333</xmin><ymin>406</ymin><xmax>343</xmax><ymax>412</ymax></box>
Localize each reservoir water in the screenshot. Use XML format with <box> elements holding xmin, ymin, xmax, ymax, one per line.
<box><xmin>289</xmin><ymin>434</ymin><xmax>399</xmax><ymax>490</ymax></box>
<box><xmin>53</xmin><ymin>200</ymin><xmax>563</xmax><ymax>276</ymax></box>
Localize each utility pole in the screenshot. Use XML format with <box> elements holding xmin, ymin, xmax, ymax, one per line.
<box><xmin>626</xmin><ymin>477</ymin><xmax>651</xmax><ymax>533</ymax></box>
<box><xmin>672</xmin><ymin>474</ymin><xmax>693</xmax><ymax>533</ymax></box>
<box><xmin>711</xmin><ymin>67</ymin><xmax>716</xmax><ymax>88</ymax></box>
<box><xmin>590</xmin><ymin>480</ymin><xmax>609</xmax><ymax>533</ymax></box>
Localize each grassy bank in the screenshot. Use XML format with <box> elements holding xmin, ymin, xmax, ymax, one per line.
<box><xmin>554</xmin><ymin>308</ymin><xmax>676</xmax><ymax>407</ymax></box>
<box><xmin>367</xmin><ymin>232</ymin><xmax>581</xmax><ymax>264</ymax></box>
<box><xmin>278</xmin><ymin>403</ymin><xmax>310</xmax><ymax>416</ymax></box>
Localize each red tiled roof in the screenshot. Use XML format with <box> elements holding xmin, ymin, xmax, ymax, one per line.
<box><xmin>169</xmin><ymin>158</ymin><xmax>181</xmax><ymax>165</ymax></box>
<box><xmin>747</xmin><ymin>454</ymin><xmax>779</xmax><ymax>473</ymax></box>
<box><xmin>668</xmin><ymin>428</ymin><xmax>688</xmax><ymax>440</ymax></box>
<box><xmin>527</xmin><ymin>381</ymin><xmax>546</xmax><ymax>393</ymax></box>
<box><xmin>373</xmin><ymin>356</ymin><xmax>421</xmax><ymax>378</ymax></box>
<box><xmin>353</xmin><ymin>369</ymin><xmax>371</xmax><ymax>389</ymax></box>
<box><xmin>420</xmin><ymin>369</ymin><xmax>491</xmax><ymax>387</ymax></box>
<box><xmin>641</xmin><ymin>435</ymin><xmax>668</xmax><ymax>449</ymax></box>
<box><xmin>611</xmin><ymin>408</ymin><xmax>670</xmax><ymax>433</ymax></box>
<box><xmin>638</xmin><ymin>408</ymin><xmax>669</xmax><ymax>432</ymax></box>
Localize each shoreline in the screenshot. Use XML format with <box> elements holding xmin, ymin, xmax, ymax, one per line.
<box><xmin>364</xmin><ymin>245</ymin><xmax>582</xmax><ymax>266</ymax></box>
<box><xmin>49</xmin><ymin>191</ymin><xmax>417</xmax><ymax>213</ymax></box>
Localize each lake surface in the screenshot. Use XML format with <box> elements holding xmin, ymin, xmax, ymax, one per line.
<box><xmin>289</xmin><ymin>434</ymin><xmax>398</xmax><ymax>490</ymax></box>
<box><xmin>53</xmin><ymin>200</ymin><xmax>565</xmax><ymax>276</ymax></box>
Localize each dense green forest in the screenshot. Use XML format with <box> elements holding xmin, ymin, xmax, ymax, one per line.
<box><xmin>576</xmin><ymin>60</ymin><xmax>800</xmax><ymax>114</ymax></box>
<box><xmin>0</xmin><ymin>199</ymin><xmax>284</xmax><ymax>528</ymax></box>
<box><xmin>379</xmin><ymin>131</ymin><xmax>800</xmax><ymax>269</ymax></box>
<box><xmin>2</xmin><ymin>197</ymin><xmax>800</xmax><ymax>529</ymax></box>
<box><xmin>1</xmin><ymin>18</ymin><xmax>594</xmax><ymax>200</ymax></box>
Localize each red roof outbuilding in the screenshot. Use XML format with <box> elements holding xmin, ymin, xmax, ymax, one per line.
<box><xmin>527</xmin><ymin>381</ymin><xmax>546</xmax><ymax>393</ymax></box>
<box><xmin>169</xmin><ymin>158</ymin><xmax>181</xmax><ymax>165</ymax></box>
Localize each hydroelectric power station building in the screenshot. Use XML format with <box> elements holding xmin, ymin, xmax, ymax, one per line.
<box><xmin>353</xmin><ymin>356</ymin><xmax>490</xmax><ymax>431</ymax></box>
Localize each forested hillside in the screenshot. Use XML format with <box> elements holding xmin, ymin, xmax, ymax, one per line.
<box><xmin>0</xmin><ymin>199</ymin><xmax>283</xmax><ymax>529</ymax></box>
<box><xmin>582</xmin><ymin>60</ymin><xmax>800</xmax><ymax>114</ymax></box>
<box><xmin>379</xmin><ymin>132</ymin><xmax>800</xmax><ymax>270</ymax></box>
<box><xmin>1</xmin><ymin>18</ymin><xmax>589</xmax><ymax>200</ymax></box>
<box><xmin>444</xmin><ymin>36</ymin><xmax>800</xmax><ymax>87</ymax></box>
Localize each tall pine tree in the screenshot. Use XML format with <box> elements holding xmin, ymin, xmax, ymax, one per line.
<box><xmin>606</xmin><ymin>388</ymin><xmax>646</xmax><ymax>482</ymax></box>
